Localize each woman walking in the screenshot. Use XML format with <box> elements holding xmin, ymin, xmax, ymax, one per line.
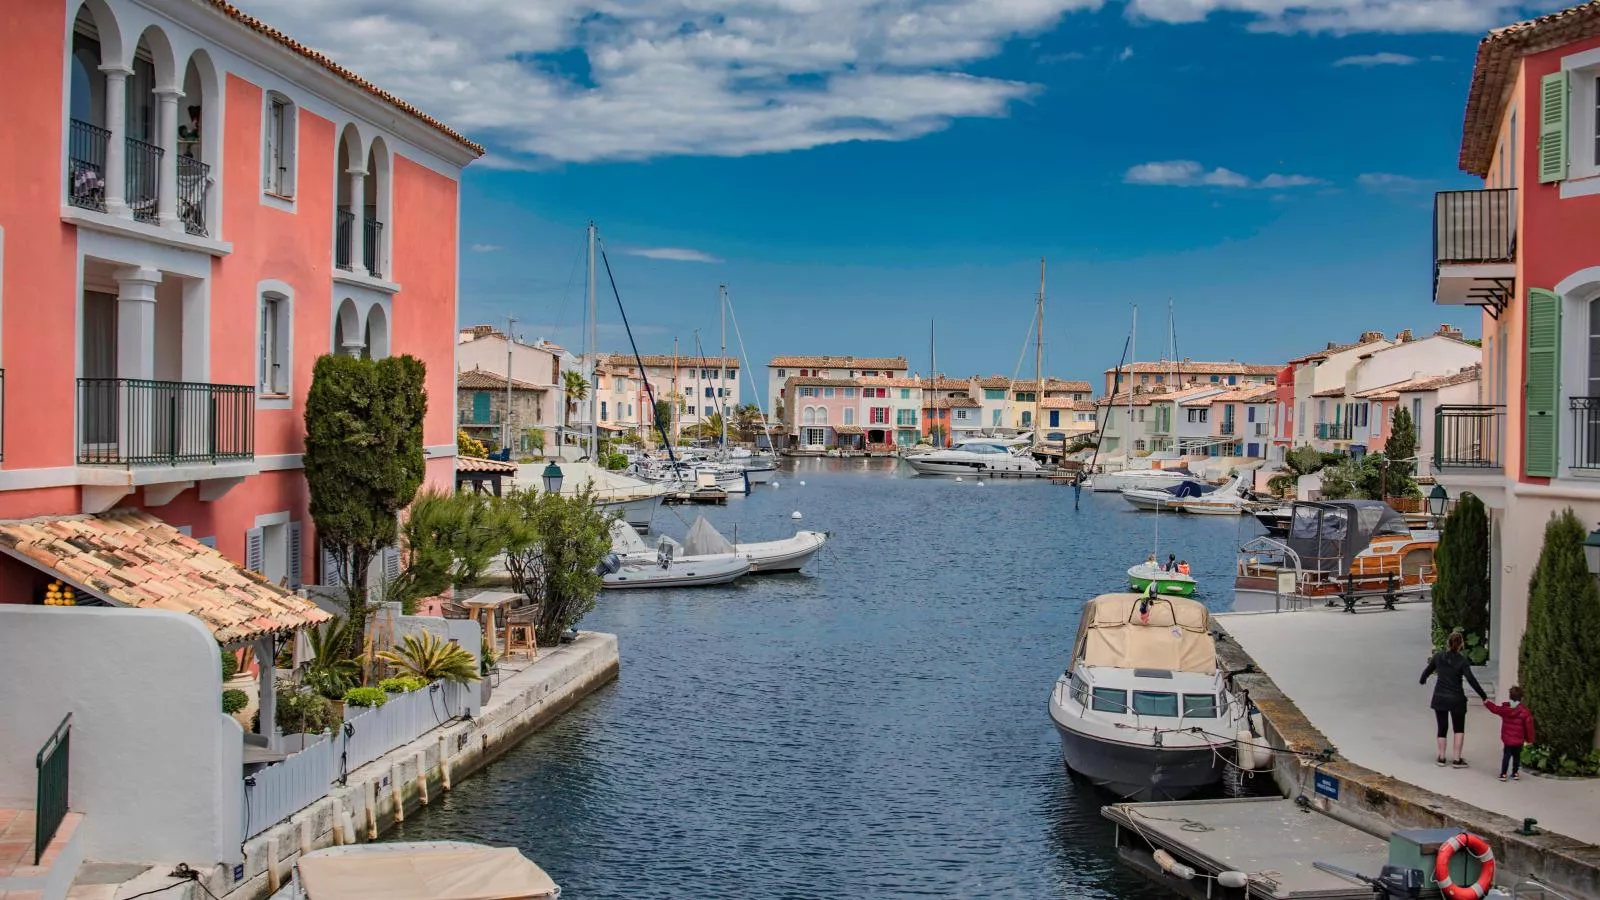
<box><xmin>1420</xmin><ymin>632</ymin><xmax>1488</xmax><ymax>768</ymax></box>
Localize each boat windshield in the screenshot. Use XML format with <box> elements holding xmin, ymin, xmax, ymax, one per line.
<box><xmin>1131</xmin><ymin>691</ymin><xmax>1178</xmax><ymax>717</ymax></box>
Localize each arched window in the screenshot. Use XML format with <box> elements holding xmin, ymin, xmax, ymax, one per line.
<box><xmin>802</xmin><ymin>407</ymin><xmax>815</xmax><ymax>426</ymax></box>
<box><xmin>817</xmin><ymin>407</ymin><xmax>829</xmax><ymax>425</ymax></box>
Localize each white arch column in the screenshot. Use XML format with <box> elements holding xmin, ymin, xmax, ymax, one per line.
<box><xmin>346</xmin><ymin>166</ymin><xmax>366</xmax><ymax>273</ymax></box>
<box><xmin>101</xmin><ymin>64</ymin><xmax>132</xmax><ymax>217</ymax></box>
<box><xmin>156</xmin><ymin>87</ymin><xmax>181</xmax><ymax>229</ymax></box>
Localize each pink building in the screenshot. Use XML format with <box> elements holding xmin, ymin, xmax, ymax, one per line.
<box><xmin>0</xmin><ymin>1</ymin><xmax>480</xmax><ymax>589</ymax></box>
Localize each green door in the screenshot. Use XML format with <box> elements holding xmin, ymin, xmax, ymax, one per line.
<box><xmin>472</xmin><ymin>391</ymin><xmax>491</xmax><ymax>424</ymax></box>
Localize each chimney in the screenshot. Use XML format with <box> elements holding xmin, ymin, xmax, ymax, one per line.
<box><xmin>1359</xmin><ymin>330</ymin><xmax>1385</xmax><ymax>343</ymax></box>
<box><xmin>1326</xmin><ymin>341</ymin><xmax>1338</xmax><ymax>350</ymax></box>
<box><xmin>1436</xmin><ymin>323</ymin><xmax>1463</xmax><ymax>340</ymax></box>
<box><xmin>1396</xmin><ymin>329</ymin><xmax>1414</xmax><ymax>343</ymax></box>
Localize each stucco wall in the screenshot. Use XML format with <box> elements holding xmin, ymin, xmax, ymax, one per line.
<box><xmin>0</xmin><ymin>606</ymin><xmax>242</xmax><ymax>864</ymax></box>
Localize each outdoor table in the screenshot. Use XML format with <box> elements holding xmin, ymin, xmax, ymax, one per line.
<box><xmin>460</xmin><ymin>590</ymin><xmax>519</xmax><ymax>660</ymax></box>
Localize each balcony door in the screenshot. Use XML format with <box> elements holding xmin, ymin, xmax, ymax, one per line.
<box><xmin>1585</xmin><ymin>298</ymin><xmax>1600</xmax><ymax>467</ymax></box>
<box><xmin>81</xmin><ymin>291</ymin><xmax>118</xmax><ymax>447</ymax></box>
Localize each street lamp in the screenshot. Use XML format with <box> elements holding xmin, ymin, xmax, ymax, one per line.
<box><xmin>1427</xmin><ymin>483</ymin><xmax>1449</xmax><ymax>519</ymax></box>
<box><xmin>1584</xmin><ymin>527</ymin><xmax>1600</xmax><ymax>577</ymax></box>
<box><xmin>541</xmin><ymin>461</ymin><xmax>564</xmax><ymax>495</ymax></box>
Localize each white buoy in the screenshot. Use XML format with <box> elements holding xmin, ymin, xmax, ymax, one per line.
<box><xmin>1217</xmin><ymin>872</ymin><xmax>1249</xmax><ymax>888</ymax></box>
<box><xmin>791</xmin><ymin>511</ymin><xmax>803</xmax><ymax>520</ymax></box>
<box><xmin>799</xmin><ymin>480</ymin><xmax>806</xmax><ymax>486</ymax></box>
<box><xmin>955</xmin><ymin>476</ymin><xmax>964</xmax><ymax>482</ymax></box>
<box><xmin>772</xmin><ymin>481</ymin><xmax>780</xmax><ymax>487</ymax></box>
<box><xmin>976</xmin><ymin>480</ymin><xmax>984</xmax><ymax>486</ymax></box>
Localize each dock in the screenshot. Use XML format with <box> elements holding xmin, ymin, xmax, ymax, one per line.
<box><xmin>1104</xmin><ymin>797</ymin><xmax>1389</xmax><ymax>899</ymax></box>
<box><xmin>661</xmin><ymin>488</ymin><xmax>727</xmax><ymax>505</ymax></box>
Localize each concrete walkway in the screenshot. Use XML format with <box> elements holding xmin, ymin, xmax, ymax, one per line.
<box><xmin>1218</xmin><ymin>604</ymin><xmax>1600</xmax><ymax>846</ymax></box>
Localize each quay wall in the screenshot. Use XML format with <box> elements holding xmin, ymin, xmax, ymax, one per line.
<box><xmin>185</xmin><ymin>631</ymin><xmax>619</xmax><ymax>900</ymax></box>
<box><xmin>1217</xmin><ymin>627</ymin><xmax>1600</xmax><ymax>899</ymax></box>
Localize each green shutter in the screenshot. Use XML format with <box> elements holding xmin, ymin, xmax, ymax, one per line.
<box><xmin>1525</xmin><ymin>287</ymin><xmax>1561</xmax><ymax>477</ymax></box>
<box><xmin>1539</xmin><ymin>72</ymin><xmax>1568</xmax><ymax>184</ymax></box>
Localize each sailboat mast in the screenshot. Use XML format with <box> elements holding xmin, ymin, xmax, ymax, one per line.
<box><xmin>1128</xmin><ymin>304</ymin><xmax>1137</xmax><ymax>431</ymax></box>
<box><xmin>586</xmin><ymin>221</ymin><xmax>598</xmax><ymax>460</ymax></box>
<box><xmin>671</xmin><ymin>337</ymin><xmax>680</xmax><ymax>445</ymax></box>
<box><xmin>930</xmin><ymin>318</ymin><xmax>938</xmax><ymax>446</ymax></box>
<box><xmin>1035</xmin><ymin>257</ymin><xmax>1044</xmax><ymax>448</ymax></box>
<box><xmin>719</xmin><ymin>284</ymin><xmax>728</xmax><ymax>452</ymax></box>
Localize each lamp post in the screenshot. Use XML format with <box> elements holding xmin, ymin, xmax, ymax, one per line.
<box><xmin>541</xmin><ymin>461</ymin><xmax>564</xmax><ymax>495</ymax></box>
<box><xmin>1584</xmin><ymin>526</ymin><xmax>1600</xmax><ymax>577</ymax></box>
<box><xmin>1427</xmin><ymin>483</ymin><xmax>1449</xmax><ymax>523</ymax></box>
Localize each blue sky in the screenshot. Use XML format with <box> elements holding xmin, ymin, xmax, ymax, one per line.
<box><xmin>251</xmin><ymin>0</ymin><xmax>1563</xmax><ymax>393</ymax></box>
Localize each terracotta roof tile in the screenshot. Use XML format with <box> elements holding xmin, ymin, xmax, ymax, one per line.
<box><xmin>1040</xmin><ymin>397</ymin><xmax>1097</xmax><ymax>410</ymax></box>
<box><xmin>1460</xmin><ymin>2</ymin><xmax>1600</xmax><ymax>176</ymax></box>
<box><xmin>786</xmin><ymin>377</ymin><xmax>862</xmax><ymax>388</ymax></box>
<box><xmin>456</xmin><ymin>367</ymin><xmax>548</xmax><ymax>391</ymax></box>
<box><xmin>768</xmin><ymin>355</ymin><xmax>908</xmax><ymax>370</ymax></box>
<box><xmin>925</xmin><ymin>396</ymin><xmax>981</xmax><ymax>409</ymax></box>
<box><xmin>456</xmin><ymin>455</ymin><xmax>519</xmax><ymax>473</ymax></box>
<box><xmin>200</xmin><ymin>2</ymin><xmax>483</xmax><ymax>156</ymax></box>
<box><xmin>0</xmin><ymin>511</ymin><xmax>330</xmax><ymax>644</ymax></box>
<box><xmin>1096</xmin><ymin>392</ymin><xmax>1155</xmax><ymax>407</ymax></box>
<box><xmin>605</xmin><ymin>354</ymin><xmax>739</xmax><ymax>369</ymax></box>
<box><xmin>857</xmin><ymin>376</ymin><xmax>925</xmax><ymax>389</ymax></box>
<box><xmin>1105</xmin><ymin>360</ymin><xmax>1281</xmax><ymax>377</ymax></box>
<box><xmin>1313</xmin><ymin>385</ymin><xmax>1349</xmax><ymax>398</ymax></box>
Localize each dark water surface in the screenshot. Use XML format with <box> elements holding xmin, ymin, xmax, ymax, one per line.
<box><xmin>392</xmin><ymin>458</ymin><xmax>1256</xmax><ymax>898</ymax></box>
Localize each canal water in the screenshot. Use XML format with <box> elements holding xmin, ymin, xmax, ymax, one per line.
<box><xmin>392</xmin><ymin>458</ymin><xmax>1262</xmax><ymax>898</ymax></box>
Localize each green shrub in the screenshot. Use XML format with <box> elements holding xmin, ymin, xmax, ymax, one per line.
<box><xmin>1433</xmin><ymin>493</ymin><xmax>1490</xmax><ymax>661</ymax></box>
<box><xmin>603</xmin><ymin>451</ymin><xmax>629</xmax><ymax>471</ymax></box>
<box><xmin>343</xmin><ymin>686</ymin><xmax>388</xmax><ymax>708</ymax></box>
<box><xmin>221</xmin><ymin>688</ymin><xmax>249</xmax><ymax>715</ymax></box>
<box><xmin>1521</xmin><ymin>744</ymin><xmax>1600</xmax><ymax>777</ymax></box>
<box><xmin>220</xmin><ymin>649</ymin><xmax>239</xmax><ymax>682</ymax></box>
<box><xmin>1519</xmin><ymin>509</ymin><xmax>1600</xmax><ymax>762</ymax></box>
<box><xmin>276</xmin><ymin>686</ymin><xmax>339</xmax><ymax>735</ymax></box>
<box><xmin>380</xmin><ymin>675</ymin><xmax>428</xmax><ymax>693</ymax></box>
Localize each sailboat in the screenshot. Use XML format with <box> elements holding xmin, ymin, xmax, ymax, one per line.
<box><xmin>1126</xmin><ymin>496</ymin><xmax>1197</xmax><ymax>596</ymax></box>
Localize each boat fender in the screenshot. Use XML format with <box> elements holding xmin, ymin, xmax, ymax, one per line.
<box><xmin>1217</xmin><ymin>871</ymin><xmax>1249</xmax><ymax>888</ymax></box>
<box><xmin>1151</xmin><ymin>849</ymin><xmax>1196</xmax><ymax>881</ymax></box>
<box><xmin>799</xmin><ymin>480</ymin><xmax>806</xmax><ymax>486</ymax></box>
<box><xmin>955</xmin><ymin>476</ymin><xmax>963</xmax><ymax>482</ymax></box>
<box><xmin>1435</xmin><ymin>832</ymin><xmax>1495</xmax><ymax>900</ymax></box>
<box><xmin>1237</xmin><ymin>730</ymin><xmax>1273</xmax><ymax>770</ymax></box>
<box><xmin>791</xmin><ymin>511</ymin><xmax>803</xmax><ymax>520</ymax></box>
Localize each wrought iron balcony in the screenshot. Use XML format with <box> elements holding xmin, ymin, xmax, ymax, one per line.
<box><xmin>1220</xmin><ymin>422</ymin><xmax>1236</xmax><ymax>436</ymax></box>
<box><xmin>177</xmin><ymin>156</ymin><xmax>210</xmax><ymax>237</ymax></box>
<box><xmin>125</xmin><ymin>137</ymin><xmax>163</xmax><ymax>224</ymax></box>
<box><xmin>459</xmin><ymin>409</ymin><xmax>503</xmax><ymax>426</ymax></box>
<box><xmin>1316</xmin><ymin>422</ymin><xmax>1353</xmax><ymax>441</ymax></box>
<box><xmin>335</xmin><ymin>209</ymin><xmax>355</xmax><ymax>270</ymax></box>
<box><xmin>1433</xmin><ymin>405</ymin><xmax>1504</xmax><ymax>471</ymax></box>
<box><xmin>1434</xmin><ymin>189</ymin><xmax>1516</xmax><ymax>314</ymax></box>
<box><xmin>363</xmin><ymin>216</ymin><xmax>384</xmax><ymax>277</ymax></box>
<box><xmin>78</xmin><ymin>378</ymin><xmax>254</xmax><ymax>466</ymax></box>
<box><xmin>68</xmin><ymin>119</ymin><xmax>109</xmax><ymax>211</ymax></box>
<box><xmin>1571</xmin><ymin>397</ymin><xmax>1600</xmax><ymax>469</ymax></box>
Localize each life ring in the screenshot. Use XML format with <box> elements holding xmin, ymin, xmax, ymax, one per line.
<box><xmin>1435</xmin><ymin>831</ymin><xmax>1496</xmax><ymax>900</ymax></box>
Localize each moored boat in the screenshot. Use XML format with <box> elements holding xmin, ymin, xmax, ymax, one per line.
<box><xmin>1090</xmin><ymin>467</ymin><xmax>1194</xmax><ymax>493</ymax></box>
<box><xmin>682</xmin><ymin>515</ymin><xmax>827</xmax><ymax>573</ymax></box>
<box><xmin>1233</xmin><ymin>500</ymin><xmax>1438</xmax><ymax>612</ymax></box>
<box><xmin>1048</xmin><ymin>593</ymin><xmax>1247</xmax><ymax>801</ymax></box>
<box><xmin>902</xmin><ymin>434</ymin><xmax>1048</xmax><ymax>476</ymax></box>
<box><xmin>1121</xmin><ymin>479</ymin><xmax>1216</xmax><ymax>512</ymax></box>
<box><xmin>1127</xmin><ymin>561</ymin><xmax>1197</xmax><ymax>596</ymax></box>
<box><xmin>1166</xmin><ymin>473</ymin><xmax>1250</xmax><ymax>516</ymax></box>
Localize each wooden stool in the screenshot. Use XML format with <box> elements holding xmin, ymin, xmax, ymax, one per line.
<box><xmin>504</xmin><ymin>604</ymin><xmax>540</xmax><ymax>659</ymax></box>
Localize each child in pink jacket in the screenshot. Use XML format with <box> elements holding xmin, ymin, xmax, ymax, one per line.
<box><xmin>1484</xmin><ymin>686</ymin><xmax>1536</xmax><ymax>781</ymax></box>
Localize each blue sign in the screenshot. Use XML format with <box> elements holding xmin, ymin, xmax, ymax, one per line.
<box><xmin>233</xmin><ymin>864</ymin><xmax>245</xmax><ymax>882</ymax></box>
<box><xmin>1314</xmin><ymin>771</ymin><xmax>1340</xmax><ymax>800</ymax></box>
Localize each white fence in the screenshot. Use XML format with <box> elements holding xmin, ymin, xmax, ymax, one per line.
<box><xmin>242</xmin><ymin>681</ymin><xmax>473</xmax><ymax>839</ymax></box>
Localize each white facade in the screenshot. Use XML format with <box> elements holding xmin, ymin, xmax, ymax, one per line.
<box><xmin>456</xmin><ymin>331</ymin><xmax>562</xmax><ymax>435</ymax></box>
<box><xmin>766</xmin><ymin>357</ymin><xmax>908</xmax><ymax>416</ymax></box>
<box><xmin>1351</xmin><ymin>335</ymin><xmax>1482</xmax><ymax>395</ymax></box>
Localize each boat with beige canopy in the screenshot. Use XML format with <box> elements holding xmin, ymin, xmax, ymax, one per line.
<box><xmin>1047</xmin><ymin>593</ymin><xmax>1248</xmax><ymax>801</ymax></box>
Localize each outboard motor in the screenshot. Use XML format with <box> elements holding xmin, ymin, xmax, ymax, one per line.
<box><xmin>596</xmin><ymin>552</ymin><xmax>622</xmax><ymax>576</ymax></box>
<box><xmin>657</xmin><ymin>541</ymin><xmax>675</xmax><ymax>570</ymax></box>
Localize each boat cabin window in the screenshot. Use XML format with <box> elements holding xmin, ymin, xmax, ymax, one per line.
<box><xmin>1182</xmin><ymin>694</ymin><xmax>1219</xmax><ymax>718</ymax></box>
<box><xmin>1090</xmin><ymin>687</ymin><xmax>1127</xmax><ymax>713</ymax></box>
<box><xmin>1131</xmin><ymin>691</ymin><xmax>1179</xmax><ymax>717</ymax></box>
<box><xmin>1069</xmin><ymin>672</ymin><xmax>1089</xmax><ymax>706</ymax></box>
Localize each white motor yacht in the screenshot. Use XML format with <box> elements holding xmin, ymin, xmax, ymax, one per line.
<box><xmin>1048</xmin><ymin>593</ymin><xmax>1248</xmax><ymax>801</ymax></box>
<box><xmin>1090</xmin><ymin>468</ymin><xmax>1194</xmax><ymax>493</ymax></box>
<box><xmin>902</xmin><ymin>435</ymin><xmax>1046</xmax><ymax>476</ymax></box>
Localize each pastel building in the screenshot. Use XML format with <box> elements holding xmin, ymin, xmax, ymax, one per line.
<box><xmin>1207</xmin><ymin>384</ymin><xmax>1277</xmax><ymax>459</ymax></box>
<box><xmin>0</xmin><ymin>0</ymin><xmax>478</xmax><ymax>875</ymax></box>
<box><xmin>456</xmin><ymin>326</ymin><xmax>563</xmax><ymax>444</ymax></box>
<box><xmin>1101</xmin><ymin>360</ymin><xmax>1278</xmax><ymax>397</ymax></box>
<box><xmin>1095</xmin><ymin>392</ymin><xmax>1157</xmax><ymax>458</ymax></box>
<box><xmin>1430</xmin><ymin>1</ymin><xmax>1600</xmax><ymax>695</ymax></box>
<box><xmin>860</xmin><ymin>376</ymin><xmax>925</xmax><ymax>447</ymax></box>
<box><xmin>606</xmin><ymin>353</ymin><xmax>742</xmax><ymax>437</ymax></box>
<box><xmin>766</xmin><ymin>355</ymin><xmax>908</xmax><ymax>418</ymax></box>
<box><xmin>1309</xmin><ymin>328</ymin><xmax>1478</xmax><ymax>454</ymax></box>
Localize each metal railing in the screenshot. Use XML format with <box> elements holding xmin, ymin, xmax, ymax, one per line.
<box><xmin>1434</xmin><ymin>405</ymin><xmax>1504</xmax><ymax>470</ymax></box>
<box><xmin>125</xmin><ymin>136</ymin><xmax>163</xmax><ymax>224</ymax></box>
<box><xmin>1316</xmin><ymin>422</ymin><xmax>1353</xmax><ymax>441</ymax></box>
<box><xmin>1435</xmin><ymin>188</ymin><xmax>1517</xmax><ymax>265</ymax></box>
<box><xmin>77</xmin><ymin>378</ymin><xmax>254</xmax><ymax>465</ymax></box>
<box><xmin>68</xmin><ymin>120</ymin><xmax>109</xmax><ymax>211</ymax></box>
<box><xmin>1571</xmin><ymin>397</ymin><xmax>1600</xmax><ymax>469</ymax></box>
<box><xmin>459</xmin><ymin>409</ymin><xmax>503</xmax><ymax>425</ymax></box>
<box><xmin>363</xmin><ymin>216</ymin><xmax>384</xmax><ymax>277</ymax></box>
<box><xmin>335</xmin><ymin>209</ymin><xmax>355</xmax><ymax>270</ymax></box>
<box><xmin>35</xmin><ymin>714</ymin><xmax>71</xmax><ymax>865</ymax></box>
<box><xmin>1220</xmin><ymin>422</ymin><xmax>1235</xmax><ymax>436</ymax></box>
<box><xmin>177</xmin><ymin>156</ymin><xmax>210</xmax><ymax>237</ymax></box>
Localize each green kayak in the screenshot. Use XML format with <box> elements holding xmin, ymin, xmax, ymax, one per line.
<box><xmin>1127</xmin><ymin>562</ymin><xmax>1197</xmax><ymax>596</ymax></box>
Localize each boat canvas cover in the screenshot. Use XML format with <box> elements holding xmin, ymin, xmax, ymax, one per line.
<box><xmin>683</xmin><ymin>516</ymin><xmax>735</xmax><ymax>556</ymax></box>
<box><xmin>1075</xmin><ymin>593</ymin><xmax>1216</xmax><ymax>675</ymax></box>
<box><xmin>296</xmin><ymin>847</ymin><xmax>558</xmax><ymax>900</ymax></box>
<box><xmin>1170</xmin><ymin>480</ymin><xmax>1213</xmax><ymax>499</ymax></box>
<box><xmin>610</xmin><ymin>520</ymin><xmax>651</xmax><ymax>555</ymax></box>
<box><xmin>1287</xmin><ymin>501</ymin><xmax>1409</xmax><ymax>574</ymax></box>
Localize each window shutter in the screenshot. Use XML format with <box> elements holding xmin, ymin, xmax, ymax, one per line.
<box><xmin>383</xmin><ymin>546</ymin><xmax>401</xmax><ymax>583</ymax></box>
<box><xmin>1539</xmin><ymin>72</ymin><xmax>1568</xmax><ymax>184</ymax></box>
<box><xmin>321</xmin><ymin>543</ymin><xmax>344</xmax><ymax>588</ymax></box>
<box><xmin>287</xmin><ymin>522</ymin><xmax>303</xmax><ymax>589</ymax></box>
<box><xmin>245</xmin><ymin>528</ymin><xmax>265</xmax><ymax>574</ymax></box>
<box><xmin>1524</xmin><ymin>287</ymin><xmax>1562</xmax><ymax>477</ymax></box>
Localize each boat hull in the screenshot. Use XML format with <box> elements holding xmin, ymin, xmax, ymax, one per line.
<box><xmin>1127</xmin><ymin>563</ymin><xmax>1197</xmax><ymax>596</ymax></box>
<box><xmin>598</xmin><ymin>495</ymin><xmax>663</xmax><ymax>531</ymax></box>
<box><xmin>1121</xmin><ymin>490</ymin><xmax>1174</xmax><ymax>511</ymax></box>
<box><xmin>1051</xmin><ymin>718</ymin><xmax>1225</xmax><ymax>801</ymax></box>
<box><xmin>1091</xmin><ymin>471</ymin><xmax>1191</xmax><ymax>493</ymax></box>
<box><xmin>737</xmin><ymin>531</ymin><xmax>826</xmax><ymax>573</ymax></box>
<box><xmin>902</xmin><ymin>457</ymin><xmax>1044</xmax><ymax>476</ymax></box>
<box><xmin>602</xmin><ymin>556</ymin><xmax>750</xmax><ymax>589</ymax></box>
<box><xmin>1169</xmin><ymin>501</ymin><xmax>1243</xmax><ymax>516</ymax></box>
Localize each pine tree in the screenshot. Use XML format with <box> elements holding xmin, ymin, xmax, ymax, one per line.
<box><xmin>1519</xmin><ymin>509</ymin><xmax>1600</xmax><ymax>760</ymax></box>
<box><xmin>1432</xmin><ymin>493</ymin><xmax>1490</xmax><ymax>658</ymax></box>
<box><xmin>1385</xmin><ymin>407</ymin><xmax>1418</xmax><ymax>497</ymax></box>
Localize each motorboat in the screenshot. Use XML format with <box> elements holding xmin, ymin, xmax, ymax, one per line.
<box><xmin>1127</xmin><ymin>561</ymin><xmax>1197</xmax><ymax>596</ymax></box>
<box><xmin>1090</xmin><ymin>467</ymin><xmax>1195</xmax><ymax>493</ymax></box>
<box><xmin>270</xmin><ymin>841</ymin><xmax>560</xmax><ymax>900</ymax></box>
<box><xmin>1121</xmin><ymin>479</ymin><xmax>1216</xmax><ymax>512</ymax></box>
<box><xmin>681</xmin><ymin>515</ymin><xmax>827</xmax><ymax>573</ymax></box>
<box><xmin>1048</xmin><ymin>593</ymin><xmax>1249</xmax><ymax>801</ymax></box>
<box><xmin>1167</xmin><ymin>473</ymin><xmax>1250</xmax><ymax>516</ymax></box>
<box><xmin>1233</xmin><ymin>500</ymin><xmax>1438</xmax><ymax>612</ymax></box>
<box><xmin>901</xmin><ymin>435</ymin><xmax>1048</xmax><ymax>476</ymax></box>
<box><xmin>599</xmin><ymin>526</ymin><xmax>750</xmax><ymax>589</ymax></box>
<box><xmin>595</xmin><ymin>493</ymin><xmax>663</xmax><ymax>531</ymax></box>
<box><xmin>1251</xmin><ymin>506</ymin><xmax>1293</xmax><ymax>537</ymax></box>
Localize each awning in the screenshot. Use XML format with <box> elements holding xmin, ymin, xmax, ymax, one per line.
<box><xmin>833</xmin><ymin>425</ymin><xmax>864</xmax><ymax>435</ymax></box>
<box><xmin>456</xmin><ymin>456</ymin><xmax>518</xmax><ymax>474</ymax></box>
<box><xmin>0</xmin><ymin>511</ymin><xmax>331</xmax><ymax>645</ymax></box>
<box><xmin>296</xmin><ymin>846</ymin><xmax>559</xmax><ymax>900</ymax></box>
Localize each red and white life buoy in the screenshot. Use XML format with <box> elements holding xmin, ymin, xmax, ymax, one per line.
<box><xmin>1435</xmin><ymin>831</ymin><xmax>1496</xmax><ymax>900</ymax></box>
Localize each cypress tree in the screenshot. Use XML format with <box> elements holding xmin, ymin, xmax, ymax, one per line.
<box><xmin>1519</xmin><ymin>509</ymin><xmax>1600</xmax><ymax>761</ymax></box>
<box><xmin>1432</xmin><ymin>493</ymin><xmax>1490</xmax><ymax>655</ymax></box>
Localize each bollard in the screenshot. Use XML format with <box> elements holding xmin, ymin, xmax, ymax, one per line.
<box><xmin>416</xmin><ymin>751</ymin><xmax>430</xmax><ymax>806</ymax></box>
<box><xmin>440</xmin><ymin>734</ymin><xmax>453</xmax><ymax>791</ymax></box>
<box><xmin>391</xmin><ymin>763</ymin><xmax>405</xmax><ymax>823</ymax></box>
<box><xmin>266</xmin><ymin>837</ymin><xmax>281</xmax><ymax>893</ymax></box>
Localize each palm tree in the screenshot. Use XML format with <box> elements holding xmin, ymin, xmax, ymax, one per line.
<box><xmin>733</xmin><ymin>403</ymin><xmax>763</xmax><ymax>441</ymax></box>
<box><xmin>377</xmin><ymin>630</ymin><xmax>480</xmax><ymax>684</ymax></box>
<box><xmin>688</xmin><ymin>411</ymin><xmax>726</xmax><ymax>444</ymax></box>
<box><xmin>562</xmin><ymin>370</ymin><xmax>589</xmax><ymax>432</ymax></box>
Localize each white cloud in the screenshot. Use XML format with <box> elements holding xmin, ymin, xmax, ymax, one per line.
<box><xmin>1357</xmin><ymin>172</ymin><xmax>1431</xmax><ymax>191</ymax></box>
<box><xmin>1036</xmin><ymin>50</ymin><xmax>1089</xmax><ymax>63</ymax></box>
<box><xmin>1334</xmin><ymin>51</ymin><xmax>1418</xmax><ymax>66</ymax></box>
<box><xmin>624</xmin><ymin>247</ymin><xmax>724</xmax><ymax>263</ymax></box>
<box><xmin>1124</xmin><ymin>0</ymin><xmax>1533</xmax><ymax>34</ymax></box>
<box><xmin>1117</xmin><ymin>45</ymin><xmax>1135</xmax><ymax>61</ymax></box>
<box><xmin>470</xmin><ymin>243</ymin><xmax>502</xmax><ymax>252</ymax></box>
<box><xmin>1124</xmin><ymin>160</ymin><xmax>1323</xmax><ymax>188</ymax></box>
